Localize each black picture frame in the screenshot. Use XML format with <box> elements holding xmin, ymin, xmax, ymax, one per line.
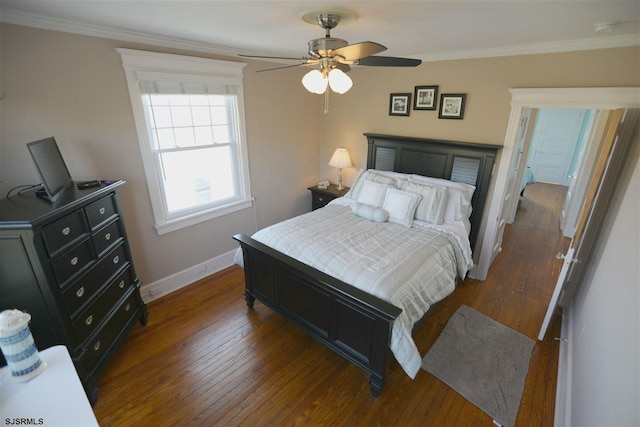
<box><xmin>438</xmin><ymin>93</ymin><xmax>467</xmax><ymax>119</ymax></box>
<box><xmin>389</xmin><ymin>93</ymin><xmax>411</xmax><ymax>116</ymax></box>
<box><xmin>413</xmin><ymin>85</ymin><xmax>439</xmax><ymax>110</ymax></box>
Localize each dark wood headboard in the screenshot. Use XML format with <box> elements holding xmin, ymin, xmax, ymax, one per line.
<box><xmin>364</xmin><ymin>133</ymin><xmax>501</xmax><ymax>250</ymax></box>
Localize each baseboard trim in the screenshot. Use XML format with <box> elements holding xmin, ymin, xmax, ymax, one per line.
<box><xmin>554</xmin><ymin>305</ymin><xmax>574</xmax><ymax>426</ymax></box>
<box><xmin>139</xmin><ymin>249</ymin><xmax>237</xmax><ymax>303</ymax></box>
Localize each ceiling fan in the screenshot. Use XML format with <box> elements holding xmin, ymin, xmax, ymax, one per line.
<box><xmin>240</xmin><ymin>9</ymin><xmax>421</xmax><ymax>101</ymax></box>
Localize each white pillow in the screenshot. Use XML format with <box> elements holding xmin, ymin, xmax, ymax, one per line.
<box><xmin>368</xmin><ymin>169</ymin><xmax>411</xmax><ymax>181</ymax></box>
<box><xmin>356</xmin><ymin>180</ymin><xmax>390</xmax><ymax>207</ymax></box>
<box><xmin>445</xmin><ymin>187</ymin><xmax>474</xmax><ymax>222</ymax></box>
<box><xmin>396</xmin><ymin>180</ymin><xmax>448</xmax><ymax>224</ymax></box>
<box><xmin>382</xmin><ymin>188</ymin><xmax>422</xmax><ymax>227</ymax></box>
<box><xmin>348</xmin><ymin>170</ymin><xmax>397</xmax><ymax>200</ymax></box>
<box><xmin>409</xmin><ymin>175</ymin><xmax>475</xmax><ymax>221</ymax></box>
<box><xmin>409</xmin><ymin>174</ymin><xmax>475</xmax><ymax>200</ymax></box>
<box><xmin>351</xmin><ymin>202</ymin><xmax>389</xmax><ymax>222</ymax></box>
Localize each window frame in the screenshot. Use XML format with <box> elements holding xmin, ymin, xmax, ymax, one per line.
<box><xmin>117</xmin><ymin>48</ymin><xmax>252</xmax><ymax>235</ymax></box>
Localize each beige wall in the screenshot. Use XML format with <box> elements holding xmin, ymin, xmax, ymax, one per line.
<box><xmin>0</xmin><ymin>23</ymin><xmax>321</xmax><ymax>283</ymax></box>
<box><xmin>568</xmin><ymin>118</ymin><xmax>639</xmax><ymax>425</ymax></box>
<box><xmin>1</xmin><ymin>23</ymin><xmax>639</xmax><ymax>287</ymax></box>
<box><xmin>319</xmin><ymin>47</ymin><xmax>640</xmax><ymax>185</ymax></box>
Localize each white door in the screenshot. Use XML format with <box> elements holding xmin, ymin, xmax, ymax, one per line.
<box><xmin>505</xmin><ymin>109</ymin><xmax>537</xmax><ymax>224</ymax></box>
<box><xmin>538</xmin><ymin>109</ymin><xmax>637</xmax><ymax>340</ymax></box>
<box><xmin>488</xmin><ymin>108</ymin><xmax>534</xmax><ymax>264</ymax></box>
<box><xmin>528</xmin><ymin>109</ymin><xmax>586</xmax><ymax>185</ymax></box>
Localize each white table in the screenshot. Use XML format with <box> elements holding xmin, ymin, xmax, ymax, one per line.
<box><xmin>0</xmin><ymin>345</ymin><xmax>98</xmax><ymax>427</ymax></box>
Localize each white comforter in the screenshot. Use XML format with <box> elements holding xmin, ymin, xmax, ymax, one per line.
<box><xmin>238</xmin><ymin>200</ymin><xmax>473</xmax><ymax>378</ymax></box>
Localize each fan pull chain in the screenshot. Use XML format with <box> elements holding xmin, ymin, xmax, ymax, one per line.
<box><xmin>324</xmin><ymin>89</ymin><xmax>330</xmax><ymax>114</ymax></box>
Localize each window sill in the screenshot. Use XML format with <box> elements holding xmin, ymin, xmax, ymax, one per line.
<box><xmin>154</xmin><ymin>198</ymin><xmax>254</xmax><ymax>236</ymax></box>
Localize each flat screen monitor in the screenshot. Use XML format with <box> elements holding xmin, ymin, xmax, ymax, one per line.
<box><xmin>27</xmin><ymin>137</ymin><xmax>74</xmax><ymax>203</ymax></box>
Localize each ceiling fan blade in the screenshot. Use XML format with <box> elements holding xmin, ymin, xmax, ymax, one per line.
<box><xmin>332</xmin><ymin>41</ymin><xmax>386</xmax><ymax>61</ymax></box>
<box><xmin>256</xmin><ymin>62</ymin><xmax>313</xmax><ymax>73</ymax></box>
<box><xmin>239</xmin><ymin>54</ymin><xmax>305</xmax><ymax>61</ymax></box>
<box><xmin>355</xmin><ymin>56</ymin><xmax>422</xmax><ymax>67</ymax></box>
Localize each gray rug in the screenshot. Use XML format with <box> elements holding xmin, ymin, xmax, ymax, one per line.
<box><xmin>421</xmin><ymin>305</ymin><xmax>535</xmax><ymax>427</ymax></box>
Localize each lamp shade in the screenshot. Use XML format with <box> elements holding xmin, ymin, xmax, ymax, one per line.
<box><xmin>302</xmin><ymin>69</ymin><xmax>328</xmax><ymax>94</ymax></box>
<box><xmin>329</xmin><ymin>148</ymin><xmax>352</xmax><ymax>169</ymax></box>
<box><xmin>328</xmin><ymin>69</ymin><xmax>353</xmax><ymax>94</ymax></box>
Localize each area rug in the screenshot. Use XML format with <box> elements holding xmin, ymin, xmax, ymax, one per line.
<box><xmin>421</xmin><ymin>305</ymin><xmax>535</xmax><ymax>427</ymax></box>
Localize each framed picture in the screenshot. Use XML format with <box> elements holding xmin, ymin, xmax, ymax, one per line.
<box><xmin>389</xmin><ymin>93</ymin><xmax>411</xmax><ymax>116</ymax></box>
<box><xmin>413</xmin><ymin>85</ymin><xmax>438</xmax><ymax>110</ymax></box>
<box><xmin>439</xmin><ymin>93</ymin><xmax>467</xmax><ymax>119</ymax></box>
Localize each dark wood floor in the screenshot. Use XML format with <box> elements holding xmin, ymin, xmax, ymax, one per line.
<box><xmin>93</xmin><ymin>182</ymin><xmax>570</xmax><ymax>426</ymax></box>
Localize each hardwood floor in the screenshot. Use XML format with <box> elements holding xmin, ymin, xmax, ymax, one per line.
<box><xmin>93</xmin><ymin>182</ymin><xmax>570</xmax><ymax>426</ymax></box>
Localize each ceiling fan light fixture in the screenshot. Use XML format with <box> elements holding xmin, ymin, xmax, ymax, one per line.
<box><xmin>328</xmin><ymin>68</ymin><xmax>352</xmax><ymax>94</ymax></box>
<box><xmin>302</xmin><ymin>69</ymin><xmax>328</xmax><ymax>94</ymax></box>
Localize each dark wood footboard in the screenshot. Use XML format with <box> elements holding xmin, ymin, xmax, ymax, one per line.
<box><xmin>233</xmin><ymin>233</ymin><xmax>402</xmax><ymax>396</ymax></box>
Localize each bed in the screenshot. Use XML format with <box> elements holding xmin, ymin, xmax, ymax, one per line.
<box><xmin>234</xmin><ymin>133</ymin><xmax>500</xmax><ymax>396</ymax></box>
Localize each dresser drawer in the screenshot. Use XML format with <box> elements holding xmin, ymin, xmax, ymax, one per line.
<box><xmin>50</xmin><ymin>239</ymin><xmax>95</xmax><ymax>287</ymax></box>
<box><xmin>42</xmin><ymin>210</ymin><xmax>89</xmax><ymax>257</ymax></box>
<box><xmin>92</xmin><ymin>219</ymin><xmax>122</xmax><ymax>257</ymax></box>
<box><xmin>63</xmin><ymin>261</ymin><xmax>131</xmax><ymax>319</ymax></box>
<box><xmin>86</xmin><ymin>195</ymin><xmax>117</xmax><ymax>230</ymax></box>
<box><xmin>72</xmin><ymin>269</ymin><xmax>134</xmax><ymax>344</ymax></box>
<box><xmin>83</xmin><ymin>292</ymin><xmax>138</xmax><ymax>372</ymax></box>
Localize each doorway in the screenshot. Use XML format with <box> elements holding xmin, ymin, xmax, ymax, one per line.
<box><xmin>514</xmin><ymin>108</ymin><xmax>596</xmax><ymax>238</ymax></box>
<box><xmin>473</xmin><ymin>87</ymin><xmax>640</xmax><ymax>283</ymax></box>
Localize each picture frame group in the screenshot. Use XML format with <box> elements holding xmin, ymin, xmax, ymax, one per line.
<box><xmin>389</xmin><ymin>85</ymin><xmax>467</xmax><ymax>119</ymax></box>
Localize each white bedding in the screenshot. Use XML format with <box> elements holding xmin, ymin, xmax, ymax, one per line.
<box><xmin>237</xmin><ymin>198</ymin><xmax>473</xmax><ymax>378</ymax></box>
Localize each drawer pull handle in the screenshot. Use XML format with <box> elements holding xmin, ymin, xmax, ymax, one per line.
<box><xmin>85</xmin><ymin>315</ymin><xmax>93</xmax><ymax>326</ymax></box>
<box><xmin>70</xmin><ymin>257</ymin><xmax>79</xmax><ymax>266</ymax></box>
<box><xmin>119</xmin><ymin>280</ymin><xmax>125</xmax><ymax>289</ymax></box>
<box><xmin>62</xmin><ymin>227</ymin><xmax>71</xmax><ymax>236</ymax></box>
<box><xmin>318</xmin><ymin>196</ymin><xmax>325</xmax><ymax>201</ymax></box>
<box><xmin>105</xmin><ymin>232</ymin><xmax>111</xmax><ymax>241</ymax></box>
<box><xmin>93</xmin><ymin>341</ymin><xmax>101</xmax><ymax>352</ymax></box>
<box><xmin>76</xmin><ymin>287</ymin><xmax>85</xmax><ymax>298</ymax></box>
<box><xmin>112</xmin><ymin>255</ymin><xmax>120</xmax><ymax>264</ymax></box>
<box><xmin>99</xmin><ymin>207</ymin><xmax>106</xmax><ymax>215</ymax></box>
<box><xmin>125</xmin><ymin>303</ymin><xmax>131</xmax><ymax>312</ymax></box>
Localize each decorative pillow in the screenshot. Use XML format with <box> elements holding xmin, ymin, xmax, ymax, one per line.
<box><xmin>351</xmin><ymin>202</ymin><xmax>389</xmax><ymax>223</ymax></box>
<box><xmin>348</xmin><ymin>170</ymin><xmax>397</xmax><ymax>200</ymax></box>
<box><xmin>396</xmin><ymin>180</ymin><xmax>448</xmax><ymax>224</ymax></box>
<box><xmin>381</xmin><ymin>188</ymin><xmax>422</xmax><ymax>227</ymax></box>
<box><xmin>355</xmin><ymin>180</ymin><xmax>391</xmax><ymax>207</ymax></box>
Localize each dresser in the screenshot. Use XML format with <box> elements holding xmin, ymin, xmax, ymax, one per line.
<box><xmin>0</xmin><ymin>181</ymin><xmax>147</xmax><ymax>404</ymax></box>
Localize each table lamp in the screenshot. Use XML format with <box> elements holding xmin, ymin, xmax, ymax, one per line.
<box><xmin>329</xmin><ymin>148</ymin><xmax>352</xmax><ymax>190</ymax></box>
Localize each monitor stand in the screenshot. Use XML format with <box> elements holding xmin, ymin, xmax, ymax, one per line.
<box><xmin>35</xmin><ymin>189</ymin><xmax>52</xmax><ymax>202</ymax></box>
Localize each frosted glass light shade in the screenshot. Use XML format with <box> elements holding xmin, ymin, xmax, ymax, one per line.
<box><xmin>329</xmin><ymin>148</ymin><xmax>352</xmax><ymax>168</ymax></box>
<box><xmin>302</xmin><ymin>70</ymin><xmax>328</xmax><ymax>94</ymax></box>
<box><xmin>328</xmin><ymin>69</ymin><xmax>353</xmax><ymax>94</ymax></box>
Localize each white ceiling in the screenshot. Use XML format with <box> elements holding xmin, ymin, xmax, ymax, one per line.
<box><xmin>1</xmin><ymin>1</ymin><xmax>639</xmax><ymax>62</ymax></box>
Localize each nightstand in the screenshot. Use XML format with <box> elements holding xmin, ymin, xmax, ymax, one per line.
<box><xmin>308</xmin><ymin>184</ymin><xmax>350</xmax><ymax>210</ymax></box>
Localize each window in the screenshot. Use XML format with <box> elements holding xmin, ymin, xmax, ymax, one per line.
<box><xmin>117</xmin><ymin>48</ymin><xmax>252</xmax><ymax>235</ymax></box>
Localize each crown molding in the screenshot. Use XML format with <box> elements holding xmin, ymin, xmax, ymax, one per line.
<box><xmin>2</xmin><ymin>8</ymin><xmax>639</xmax><ymax>62</ymax></box>
<box><xmin>0</xmin><ymin>9</ymin><xmax>241</xmax><ymax>57</ymax></box>
<box><xmin>419</xmin><ymin>34</ymin><xmax>640</xmax><ymax>62</ymax></box>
